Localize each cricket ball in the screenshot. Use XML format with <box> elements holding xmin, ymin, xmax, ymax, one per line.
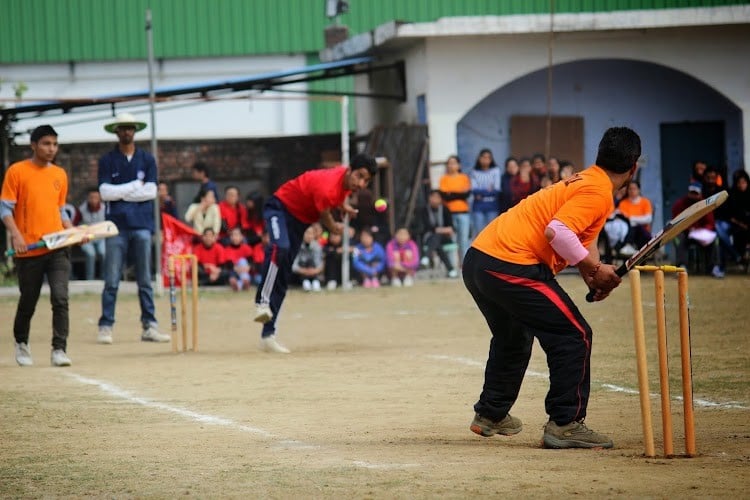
<box><xmin>374</xmin><ymin>198</ymin><xmax>388</xmax><ymax>212</ymax></box>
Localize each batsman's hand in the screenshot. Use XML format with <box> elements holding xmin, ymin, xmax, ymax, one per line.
<box><xmin>583</xmin><ymin>262</ymin><xmax>621</xmax><ymax>301</ymax></box>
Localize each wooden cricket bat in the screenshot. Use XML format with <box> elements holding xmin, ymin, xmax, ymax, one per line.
<box><xmin>586</xmin><ymin>190</ymin><xmax>728</xmax><ymax>302</ymax></box>
<box><xmin>4</xmin><ymin>221</ymin><xmax>119</xmax><ymax>257</ymax></box>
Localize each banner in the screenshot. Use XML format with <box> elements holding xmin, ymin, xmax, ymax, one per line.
<box><xmin>161</xmin><ymin>213</ymin><xmax>199</xmax><ymax>287</ymax></box>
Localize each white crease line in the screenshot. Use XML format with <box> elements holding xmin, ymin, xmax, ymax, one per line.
<box><xmin>64</xmin><ymin>372</ymin><xmax>419</xmax><ymax>470</ymax></box>
<box><xmin>427</xmin><ymin>355</ymin><xmax>747</xmax><ymax>410</ymax></box>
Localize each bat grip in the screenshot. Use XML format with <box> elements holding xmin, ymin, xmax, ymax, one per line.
<box><xmin>585</xmin><ymin>263</ymin><xmax>627</xmax><ymax>303</ymax></box>
<box><xmin>4</xmin><ymin>241</ymin><xmax>45</xmax><ymax>257</ymax></box>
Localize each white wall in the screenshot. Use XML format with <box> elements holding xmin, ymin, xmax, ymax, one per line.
<box><xmin>0</xmin><ymin>55</ymin><xmax>310</xmax><ymax>143</ymax></box>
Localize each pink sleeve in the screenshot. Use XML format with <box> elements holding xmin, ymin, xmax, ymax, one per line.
<box><xmin>547</xmin><ymin>219</ymin><xmax>589</xmax><ymax>265</ymax></box>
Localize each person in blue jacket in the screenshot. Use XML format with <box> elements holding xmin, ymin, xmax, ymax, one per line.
<box><xmin>352</xmin><ymin>227</ymin><xmax>385</xmax><ymax>288</ymax></box>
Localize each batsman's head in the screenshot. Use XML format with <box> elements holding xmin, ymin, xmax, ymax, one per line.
<box><xmin>596</xmin><ymin>127</ymin><xmax>641</xmax><ymax>175</ymax></box>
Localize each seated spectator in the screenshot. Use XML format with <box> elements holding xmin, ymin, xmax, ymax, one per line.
<box><xmin>250</xmin><ymin>230</ymin><xmax>268</xmax><ymax>286</ymax></box>
<box><xmin>223</xmin><ymin>227</ymin><xmax>254</xmax><ymax>291</ymax></box>
<box><xmin>715</xmin><ymin>170</ymin><xmax>750</xmax><ymax>273</ymax></box>
<box><xmin>673</xmin><ymin>182</ymin><xmax>720</xmax><ymax>276</ymax></box>
<box><xmin>74</xmin><ymin>187</ymin><xmax>106</xmax><ymax>280</ymax></box>
<box><xmin>421</xmin><ymin>190</ymin><xmax>458</xmax><ymax>278</ymax></box>
<box><xmin>244</xmin><ymin>192</ymin><xmax>265</xmax><ymax>246</ymax></box>
<box><xmin>618</xmin><ymin>180</ymin><xmax>653</xmax><ymax>251</ymax></box>
<box><xmin>602</xmin><ymin>185</ymin><xmax>629</xmax><ymax>263</ymax></box>
<box><xmin>292</xmin><ymin>226</ymin><xmax>323</xmax><ymax>292</ymax></box>
<box><xmin>323</xmin><ymin>231</ymin><xmax>345</xmax><ymax>290</ymax></box>
<box><xmin>192</xmin><ymin>228</ymin><xmax>229</xmax><ymax>286</ymax></box>
<box><xmin>218</xmin><ymin>185</ymin><xmax>249</xmax><ymax>244</ymax></box>
<box><xmin>158</xmin><ymin>180</ymin><xmax>178</xmax><ymax>219</ymax></box>
<box><xmin>386</xmin><ymin>227</ymin><xmax>420</xmax><ymax>287</ymax></box>
<box><xmin>352</xmin><ymin>228</ymin><xmax>385</xmax><ymax>288</ymax></box>
<box><xmin>185</xmin><ymin>188</ymin><xmax>221</xmax><ymax>236</ymax></box>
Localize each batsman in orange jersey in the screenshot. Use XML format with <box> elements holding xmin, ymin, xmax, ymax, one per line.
<box><xmin>463</xmin><ymin>127</ymin><xmax>641</xmax><ymax>450</ymax></box>
<box><xmin>1</xmin><ymin>125</ymin><xmax>74</xmax><ymax>367</ymax></box>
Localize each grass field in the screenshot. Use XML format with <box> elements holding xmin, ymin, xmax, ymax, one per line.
<box><xmin>1</xmin><ymin>273</ymin><xmax>748</xmax><ymax>498</ymax></box>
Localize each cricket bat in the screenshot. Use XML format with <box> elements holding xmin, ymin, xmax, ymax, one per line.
<box><xmin>5</xmin><ymin>221</ymin><xmax>119</xmax><ymax>257</ymax></box>
<box><xmin>585</xmin><ymin>190</ymin><xmax>728</xmax><ymax>302</ymax></box>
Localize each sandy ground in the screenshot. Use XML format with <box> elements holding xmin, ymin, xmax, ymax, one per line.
<box><xmin>1</xmin><ymin>273</ymin><xmax>748</xmax><ymax>498</ymax></box>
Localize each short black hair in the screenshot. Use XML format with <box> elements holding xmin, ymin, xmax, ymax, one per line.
<box><xmin>30</xmin><ymin>125</ymin><xmax>57</xmax><ymax>143</ymax></box>
<box><xmin>202</xmin><ymin>228</ymin><xmax>215</xmax><ymax>236</ymax></box>
<box><xmin>595</xmin><ymin>127</ymin><xmax>641</xmax><ymax>174</ymax></box>
<box><xmin>192</xmin><ymin>162</ymin><xmax>210</xmax><ymax>176</ymax></box>
<box><xmin>350</xmin><ymin>153</ymin><xmax>378</xmax><ymax>176</ymax></box>
<box><xmin>532</xmin><ymin>153</ymin><xmax>546</xmax><ymax>162</ymax></box>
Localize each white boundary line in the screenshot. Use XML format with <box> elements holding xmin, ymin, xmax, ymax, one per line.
<box><xmin>64</xmin><ymin>373</ymin><xmax>420</xmax><ymax>469</ymax></box>
<box><xmin>426</xmin><ymin>355</ymin><xmax>747</xmax><ymax>410</ymax></box>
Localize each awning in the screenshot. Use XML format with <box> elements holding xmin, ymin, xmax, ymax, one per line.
<box><xmin>1</xmin><ymin>55</ymin><xmax>404</xmax><ymax>118</ymax></box>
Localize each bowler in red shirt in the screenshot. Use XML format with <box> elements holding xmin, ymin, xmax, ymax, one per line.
<box><xmin>254</xmin><ymin>153</ymin><xmax>378</xmax><ymax>353</ymax></box>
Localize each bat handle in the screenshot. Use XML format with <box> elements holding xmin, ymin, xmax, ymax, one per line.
<box><xmin>4</xmin><ymin>241</ymin><xmax>45</xmax><ymax>257</ymax></box>
<box><xmin>584</xmin><ymin>263</ymin><xmax>628</xmax><ymax>303</ymax></box>
<box><xmin>585</xmin><ymin>288</ymin><xmax>596</xmax><ymax>303</ymax></box>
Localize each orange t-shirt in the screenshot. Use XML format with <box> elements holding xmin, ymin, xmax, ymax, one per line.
<box><xmin>439</xmin><ymin>173</ymin><xmax>471</xmax><ymax>213</ymax></box>
<box><xmin>617</xmin><ymin>196</ymin><xmax>652</xmax><ymax>231</ymax></box>
<box><xmin>472</xmin><ymin>165</ymin><xmax>614</xmax><ymax>274</ymax></box>
<box><xmin>1</xmin><ymin>159</ymin><xmax>68</xmax><ymax>258</ymax></box>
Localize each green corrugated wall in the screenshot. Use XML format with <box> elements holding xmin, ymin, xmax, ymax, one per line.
<box><xmin>2</xmin><ymin>0</ymin><xmax>747</xmax><ymax>63</ymax></box>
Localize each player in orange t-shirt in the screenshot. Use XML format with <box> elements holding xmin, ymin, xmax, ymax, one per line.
<box><xmin>464</xmin><ymin>127</ymin><xmax>641</xmax><ymax>450</ymax></box>
<box><xmin>1</xmin><ymin>125</ymin><xmax>73</xmax><ymax>367</ymax></box>
<box><xmin>253</xmin><ymin>153</ymin><xmax>378</xmax><ymax>354</ymax></box>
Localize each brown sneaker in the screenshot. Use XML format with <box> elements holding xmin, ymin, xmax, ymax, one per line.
<box><xmin>470</xmin><ymin>413</ymin><xmax>523</xmax><ymax>437</ymax></box>
<box><xmin>542</xmin><ymin>420</ymin><xmax>614</xmax><ymax>449</ymax></box>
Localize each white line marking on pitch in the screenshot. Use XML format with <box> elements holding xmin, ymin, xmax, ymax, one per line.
<box><xmin>64</xmin><ymin>373</ymin><xmax>419</xmax><ymax>470</ymax></box>
<box><xmin>426</xmin><ymin>355</ymin><xmax>747</xmax><ymax>409</ymax></box>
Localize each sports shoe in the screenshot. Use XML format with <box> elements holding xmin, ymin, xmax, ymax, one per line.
<box><xmin>326</xmin><ymin>280</ymin><xmax>337</xmax><ymax>291</ymax></box>
<box><xmin>447</xmin><ymin>269</ymin><xmax>458</xmax><ymax>279</ymax></box>
<box><xmin>403</xmin><ymin>275</ymin><xmax>414</xmax><ymax>287</ymax></box>
<box><xmin>420</xmin><ymin>256</ymin><xmax>430</xmax><ymax>268</ymax></box>
<box><xmin>542</xmin><ymin>420</ymin><xmax>613</xmax><ymax>449</ymax></box>
<box><xmin>14</xmin><ymin>342</ymin><xmax>33</xmax><ymax>366</ymax></box>
<box><xmin>254</xmin><ymin>303</ymin><xmax>273</xmax><ymax>323</ymax></box>
<box><xmin>391</xmin><ymin>277</ymin><xmax>402</xmax><ymax>287</ymax></box>
<box><xmin>619</xmin><ymin>244</ymin><xmax>637</xmax><ymax>256</ymax></box>
<box><xmin>141</xmin><ymin>325</ymin><xmax>171</xmax><ymax>343</ymax></box>
<box><xmin>51</xmin><ymin>349</ymin><xmax>72</xmax><ymax>367</ymax></box>
<box><xmin>371</xmin><ymin>277</ymin><xmax>380</xmax><ymax>288</ymax></box>
<box><xmin>97</xmin><ymin>326</ymin><xmax>113</xmax><ymax>344</ymax></box>
<box><xmin>470</xmin><ymin>413</ymin><xmax>523</xmax><ymax>437</ymax></box>
<box><xmin>363</xmin><ymin>278</ymin><xmax>373</xmax><ymax>288</ymax></box>
<box><xmin>711</xmin><ymin>265</ymin><xmax>725</xmax><ymax>279</ymax></box>
<box><xmin>302</xmin><ymin>279</ymin><xmax>312</xmax><ymax>291</ymax></box>
<box><xmin>259</xmin><ymin>334</ymin><xmax>290</xmax><ymax>354</ymax></box>
<box><xmin>311</xmin><ymin>279</ymin><xmax>321</xmax><ymax>292</ymax></box>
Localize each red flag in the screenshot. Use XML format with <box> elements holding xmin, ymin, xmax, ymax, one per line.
<box><xmin>161</xmin><ymin>213</ymin><xmax>199</xmax><ymax>287</ymax></box>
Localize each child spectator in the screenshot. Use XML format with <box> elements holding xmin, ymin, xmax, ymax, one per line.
<box><xmin>499</xmin><ymin>157</ymin><xmax>519</xmax><ymax>214</ymax></box>
<box><xmin>218</xmin><ymin>185</ymin><xmax>249</xmax><ymax>244</ymax></box>
<box><xmin>74</xmin><ymin>186</ymin><xmax>106</xmax><ymax>280</ymax></box>
<box><xmin>352</xmin><ymin>228</ymin><xmax>385</xmax><ymax>288</ymax></box>
<box><xmin>386</xmin><ymin>227</ymin><xmax>419</xmax><ymax>287</ymax></box>
<box><xmin>439</xmin><ymin>155</ymin><xmax>471</xmax><ymax>266</ymax></box>
<box><xmin>244</xmin><ymin>192</ymin><xmax>265</xmax><ymax>246</ymax></box>
<box><xmin>421</xmin><ymin>190</ymin><xmax>458</xmax><ymax>277</ymax></box>
<box><xmin>291</xmin><ymin>226</ymin><xmax>323</xmax><ymax>292</ymax></box>
<box><xmin>185</xmin><ymin>188</ymin><xmax>221</xmax><ymax>235</ymax></box>
<box><xmin>323</xmin><ymin>231</ymin><xmax>345</xmax><ymax>290</ymax></box>
<box><xmin>250</xmin><ymin>231</ymin><xmax>268</xmax><ymax>286</ymax></box>
<box><xmin>470</xmin><ymin>148</ymin><xmax>501</xmax><ymax>235</ymax></box>
<box><xmin>223</xmin><ymin>227</ymin><xmax>254</xmax><ymax>291</ymax></box>
<box><xmin>559</xmin><ymin>161</ymin><xmax>575</xmax><ymax>181</ymax></box>
<box><xmin>158</xmin><ymin>180</ymin><xmax>178</xmax><ymax>218</ymax></box>
<box><xmin>510</xmin><ymin>157</ymin><xmax>537</xmax><ymax>207</ymax></box>
<box><xmin>618</xmin><ymin>180</ymin><xmax>653</xmax><ymax>251</ymax></box>
<box><xmin>547</xmin><ymin>156</ymin><xmax>561</xmax><ymax>183</ymax></box>
<box><xmin>192</xmin><ymin>228</ymin><xmax>229</xmax><ymax>286</ymax></box>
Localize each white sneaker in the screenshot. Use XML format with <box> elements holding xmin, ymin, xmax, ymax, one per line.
<box><xmin>391</xmin><ymin>277</ymin><xmax>402</xmax><ymax>287</ymax></box>
<box><xmin>420</xmin><ymin>256</ymin><xmax>430</xmax><ymax>268</ymax></box>
<box><xmin>311</xmin><ymin>279</ymin><xmax>321</xmax><ymax>292</ymax></box>
<box><xmin>141</xmin><ymin>325</ymin><xmax>171</xmax><ymax>343</ymax></box>
<box><xmin>447</xmin><ymin>269</ymin><xmax>458</xmax><ymax>279</ymax></box>
<box><xmin>259</xmin><ymin>335</ymin><xmax>290</xmax><ymax>354</ymax></box>
<box><xmin>711</xmin><ymin>265</ymin><xmax>725</xmax><ymax>279</ymax></box>
<box><xmin>403</xmin><ymin>275</ymin><xmax>414</xmax><ymax>287</ymax></box>
<box><xmin>620</xmin><ymin>244</ymin><xmax>637</xmax><ymax>256</ymax></box>
<box><xmin>97</xmin><ymin>326</ymin><xmax>113</xmax><ymax>344</ymax></box>
<box><xmin>254</xmin><ymin>303</ymin><xmax>273</xmax><ymax>323</ymax></box>
<box><xmin>326</xmin><ymin>280</ymin><xmax>337</xmax><ymax>291</ymax></box>
<box><xmin>14</xmin><ymin>342</ymin><xmax>33</xmax><ymax>366</ymax></box>
<box><xmin>302</xmin><ymin>279</ymin><xmax>312</xmax><ymax>291</ymax></box>
<box><xmin>51</xmin><ymin>349</ymin><xmax>72</xmax><ymax>367</ymax></box>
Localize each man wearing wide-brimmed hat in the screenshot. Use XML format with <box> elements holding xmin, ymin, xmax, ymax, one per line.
<box><xmin>96</xmin><ymin>113</ymin><xmax>170</xmax><ymax>345</ymax></box>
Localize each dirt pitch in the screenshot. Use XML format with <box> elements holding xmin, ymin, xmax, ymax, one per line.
<box><xmin>1</xmin><ymin>273</ymin><xmax>748</xmax><ymax>498</ymax></box>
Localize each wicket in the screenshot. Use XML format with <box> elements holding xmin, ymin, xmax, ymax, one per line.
<box><xmin>168</xmin><ymin>254</ymin><xmax>199</xmax><ymax>353</ymax></box>
<box><xmin>629</xmin><ymin>265</ymin><xmax>696</xmax><ymax>458</ymax></box>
